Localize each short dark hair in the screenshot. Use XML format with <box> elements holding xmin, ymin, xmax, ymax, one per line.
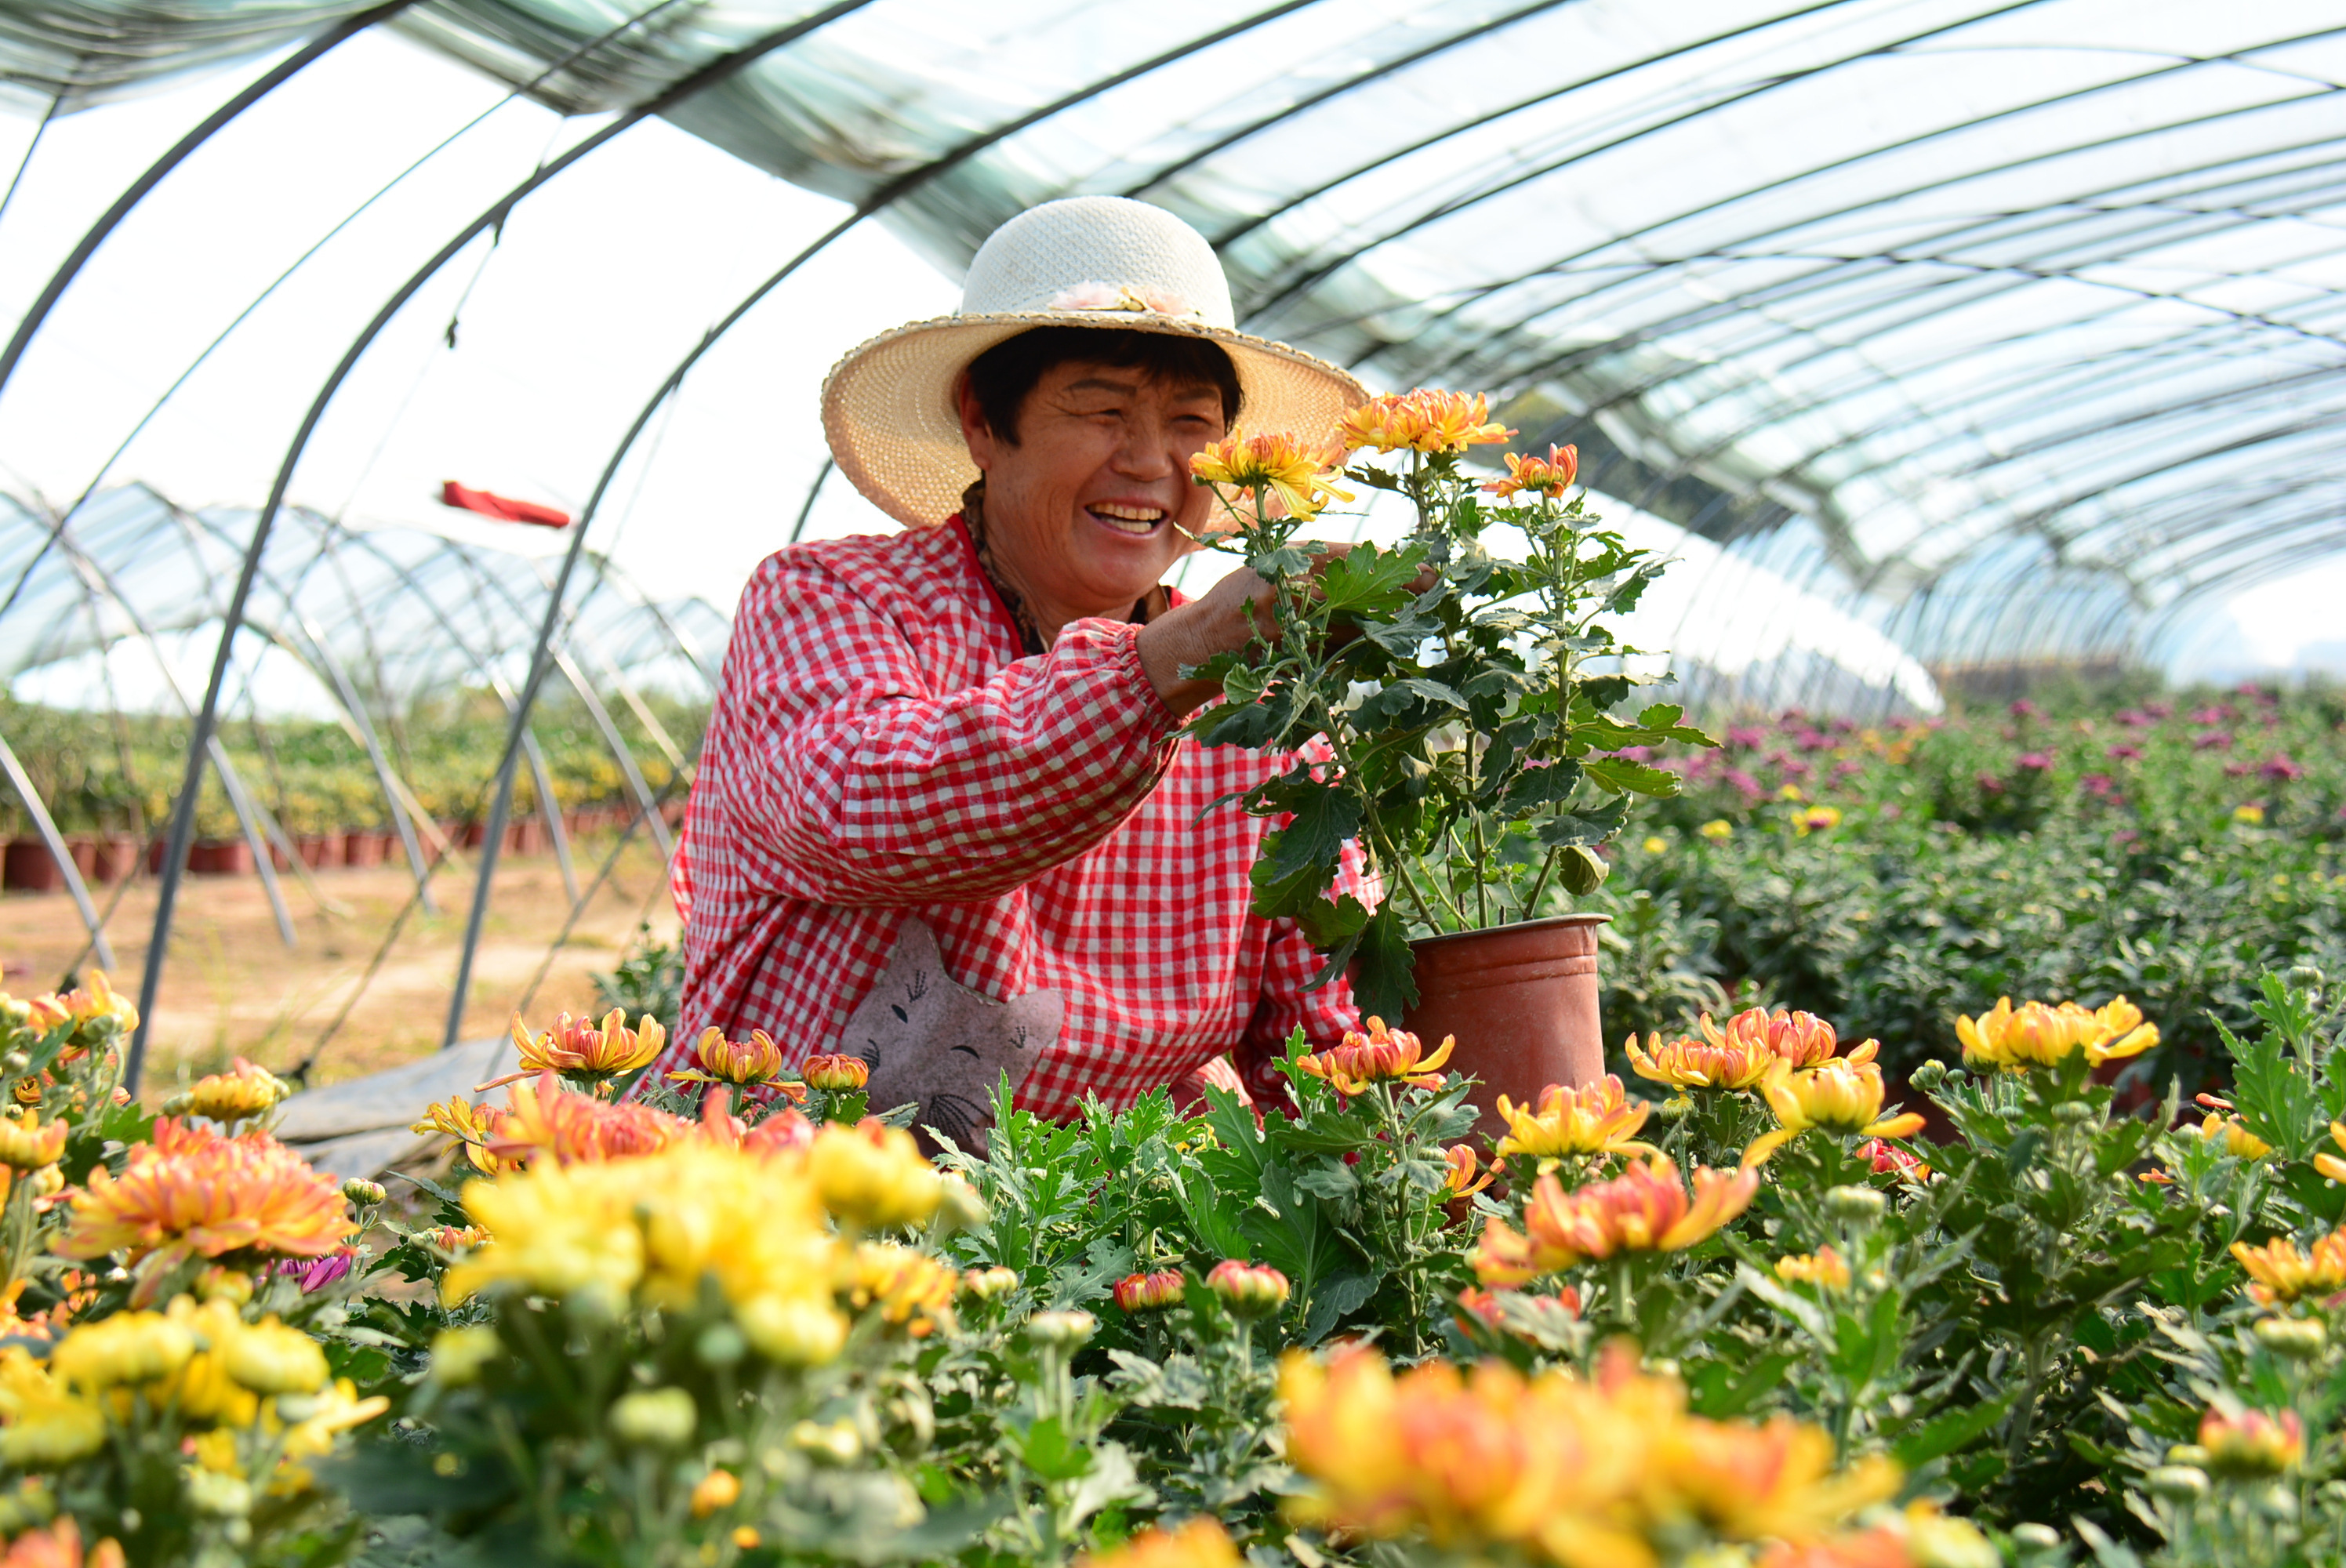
<box><xmin>961</xmin><ymin>326</ymin><xmax>1242</xmax><ymax>445</ymax></box>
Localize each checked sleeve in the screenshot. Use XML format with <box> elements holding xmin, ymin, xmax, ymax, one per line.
<box><xmin>706</xmin><ymin>554</ymin><xmax>1182</xmax><ymax>906</ymax></box>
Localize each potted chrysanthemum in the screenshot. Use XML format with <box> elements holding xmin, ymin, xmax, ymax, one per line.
<box><xmin>1186</xmin><ymin>390</ymin><xmax>1715</xmax><ymax>1112</ymax></box>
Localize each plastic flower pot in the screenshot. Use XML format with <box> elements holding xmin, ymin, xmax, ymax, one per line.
<box><xmin>340</xmin><ymin>829</ymin><xmax>385</xmax><ymax>869</ymax></box>
<box><xmin>67</xmin><ymin>837</ymin><xmax>98</xmax><ymax>881</ymax></box>
<box><xmin>1402</xmin><ymin>913</ymin><xmax>1610</xmax><ymax>1137</ymax></box>
<box><xmin>188</xmin><ymin>839</ymin><xmax>252</xmax><ymax>876</ymax></box>
<box><xmin>2</xmin><ymin>838</ymin><xmax>66</xmax><ymax>894</ymax></box>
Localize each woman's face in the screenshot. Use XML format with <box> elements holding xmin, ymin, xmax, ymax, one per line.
<box><xmin>957</xmin><ymin>357</ymin><xmax>1226</xmax><ymax>619</ymax></box>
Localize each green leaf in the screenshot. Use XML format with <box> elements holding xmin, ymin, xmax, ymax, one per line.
<box><xmin>1893</xmin><ymin>1388</ymin><xmax>2018</xmax><ymax>1468</ymax></box>
<box><xmin>1534</xmin><ymin>798</ymin><xmax>1632</xmax><ymax>847</ymax></box>
<box><xmin>1346</xmin><ymin>903</ymin><xmax>1418</xmax><ymax>1021</ymax></box>
<box><xmin>1316</xmin><ymin>543</ymin><xmax>1425</xmax><ymax>617</ymax></box>
<box><xmin>1302</xmin><ymin>1270</ymin><xmax>1379</xmax><ymax>1345</ymax></box>
<box><xmin>1583</xmin><ymin>757</ymin><xmax>1681</xmax><ymax>797</ymax></box>
<box><xmin>1498</xmin><ymin>760</ymin><xmax>1583</xmax><ymax>815</ymax></box>
<box><xmin>1292</xmin><ymin>1159</ymin><xmax>1360</xmax><ymax>1203</ymax></box>
<box><xmin>1020</xmin><ymin>1416</ymin><xmax>1093</xmax><ymax>1481</ymax></box>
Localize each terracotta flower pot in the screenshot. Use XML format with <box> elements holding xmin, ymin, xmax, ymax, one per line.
<box><xmin>188</xmin><ymin>839</ymin><xmax>252</xmax><ymax>876</ymax></box>
<box><xmin>90</xmin><ymin>836</ymin><xmax>140</xmax><ymax>884</ymax></box>
<box><xmin>296</xmin><ymin>832</ymin><xmax>345</xmax><ymax>869</ymax></box>
<box><xmin>2</xmin><ymin>839</ymin><xmax>66</xmax><ymax>894</ymax></box>
<box><xmin>67</xmin><ymin>837</ymin><xmax>98</xmax><ymax>880</ymax></box>
<box><xmin>341</xmin><ymin>829</ymin><xmax>385</xmax><ymax>869</ymax></box>
<box><xmin>1402</xmin><ymin>913</ymin><xmax>1611</xmax><ymax>1138</ymax></box>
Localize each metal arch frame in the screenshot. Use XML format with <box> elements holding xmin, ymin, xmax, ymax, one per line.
<box><xmin>126</xmin><ymin>0</ymin><xmax>889</xmax><ymax>1090</ymax></box>
<box><xmin>438</xmin><ymin>0</ymin><xmax>1344</xmax><ymax>1052</ymax></box>
<box><xmin>0</xmin><ymin>0</ymin><xmax>415</xmax><ymax>404</ymax></box>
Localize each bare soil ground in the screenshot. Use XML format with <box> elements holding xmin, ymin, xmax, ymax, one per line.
<box><xmin>0</xmin><ymin>834</ymin><xmax>678</xmax><ymax>1099</ymax></box>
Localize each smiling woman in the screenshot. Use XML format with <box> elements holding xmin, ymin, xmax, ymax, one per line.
<box><xmin>646</xmin><ymin>196</ymin><xmax>1372</xmax><ymax>1139</ymax></box>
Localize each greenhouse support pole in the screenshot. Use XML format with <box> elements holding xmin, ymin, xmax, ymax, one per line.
<box><xmin>0</xmin><ymin>0</ymin><xmax>415</xmax><ymax>405</ymax></box>
<box><xmin>0</xmin><ymin>732</ymin><xmax>114</xmax><ymax>972</ymax></box>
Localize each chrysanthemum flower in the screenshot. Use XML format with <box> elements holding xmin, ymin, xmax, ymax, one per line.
<box><xmin>0</xmin><ymin>1111</ymin><xmax>66</xmax><ymax>1171</ymax></box>
<box><xmin>0</xmin><ymin>1517</ymin><xmax>123</xmax><ymax>1568</ymax></box>
<box><xmin>2315</xmin><ymin>1120</ymin><xmax>2346</xmax><ymax>1185</ymax></box>
<box><xmin>1857</xmin><ymin>1137</ymin><xmax>1932</xmax><ymax>1183</ymax></box>
<box><xmin>1113</xmin><ymin>1269</ymin><xmax>1186</xmax><ymax>1312</ymax></box>
<box><xmin>482</xmin><ymin>1008</ymin><xmax>665</xmax><ymax>1090</ymax></box>
<box><xmin>1628</xmin><ymin>1007</ymin><xmax>1868</xmax><ymax>1091</ymax></box>
<box><xmin>1293</xmin><ymin>1018</ymin><xmax>1454</xmax><ymax>1096</ymax></box>
<box><xmin>1077</xmin><ymin>1518</ymin><xmax>1240</xmax><ymax>1568</ymax></box>
<box><xmin>808</xmin><ymin>1120</ymin><xmax>942</xmax><ymax>1231</ymax></box>
<box><xmin>58</xmin><ymin>1120</ymin><xmax>348</xmax><ymax>1272</ymax></box>
<box><xmin>2197</xmin><ymin>1406</ymin><xmax>2302</xmax><ymax>1476</ymax></box>
<box><xmin>1956</xmin><ymin>995</ymin><xmax>2158</xmax><ymax>1070</ymax></box>
<box><xmin>1338</xmin><ymin>390</ymin><xmax>1515</xmax><ymax>454</ymax></box>
<box><xmin>1190</xmin><ymin>432</ymin><xmax>1353</xmax><ymax>524</ymax></box>
<box><xmin>487</xmin><ymin>1073</ymin><xmax>690</xmax><ymax>1166</ymax></box>
<box><xmin>0</xmin><ymin>1347</ymin><xmax>104</xmax><ymax>1468</ymax></box>
<box><xmin>1483</xmin><ymin>444</ymin><xmax>1579</xmax><ymax>499</ymax></box>
<box><xmin>27</xmin><ymin>970</ymin><xmax>140</xmax><ymax>1037</ymax></box>
<box><xmin>2231</xmin><ymin>1227</ymin><xmax>2346</xmax><ymax>1305</ymax></box>
<box><xmin>180</xmin><ymin>1058</ymin><xmax>292</xmax><ymax>1127</ymax></box>
<box><xmin>668</xmin><ymin>1027</ymin><xmax>786</xmax><ymax>1087</ymax></box>
<box><xmin>1774</xmin><ymin>1247</ymin><xmax>1851</xmax><ymax>1292</ymax></box>
<box><xmin>2193</xmin><ymin>1111</ymin><xmax>2272</xmax><ymax>1160</ymax></box>
<box><xmin>1205</xmin><ymin>1259</ymin><xmax>1290</xmax><ymax>1319</ymax></box>
<box><xmin>1741</xmin><ymin>1059</ymin><xmax>1927</xmax><ymax>1168</ymax></box>
<box><xmin>1475</xmin><ymin>1156</ymin><xmax>1758</xmax><ymax>1284</ymax></box>
<box><xmin>1491</xmin><ymin>1076</ymin><xmax>1654</xmax><ymax>1162</ymax></box>
<box><xmin>411</xmin><ymin>1096</ymin><xmax>510</xmax><ymax>1168</ymax></box>
<box><xmin>842</xmin><ymin>1241</ymin><xmax>959</xmax><ymax>1336</ymax></box>
<box><xmin>1443</xmin><ymin>1144</ymin><xmax>1492</xmax><ymax>1199</ymax></box>
<box><xmin>963</xmin><ymin>1265</ymin><xmax>1019</xmax><ymax>1300</ymax></box>
<box><xmin>801</xmin><ymin>1054</ymin><xmax>870</xmax><ymax>1091</ymax></box>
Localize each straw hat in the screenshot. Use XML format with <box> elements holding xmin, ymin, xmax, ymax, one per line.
<box><xmin>820</xmin><ymin>196</ymin><xmax>1367</xmax><ymax>528</ymax></box>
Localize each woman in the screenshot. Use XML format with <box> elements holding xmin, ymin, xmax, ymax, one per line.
<box><xmin>656</xmin><ymin>196</ymin><xmax>1372</xmax><ymax>1145</ymax></box>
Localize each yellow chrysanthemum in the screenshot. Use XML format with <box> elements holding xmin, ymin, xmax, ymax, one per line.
<box><xmin>2232</xmin><ymin>1228</ymin><xmax>2346</xmax><ymax>1306</ymax></box>
<box><xmin>1338</xmin><ymin>390</ymin><xmax>1515</xmax><ymax>454</ymax></box>
<box><xmin>1774</xmin><ymin>1247</ymin><xmax>1852</xmax><ymax>1292</ymax></box>
<box><xmin>1491</xmin><ymin>1076</ymin><xmax>1654</xmax><ymax>1162</ymax></box>
<box><xmin>1956</xmin><ymin>995</ymin><xmax>2159</xmax><ymax>1071</ymax></box>
<box><xmin>1741</xmin><ymin>1058</ymin><xmax>1927</xmax><ymax>1168</ymax></box>
<box><xmin>1190</xmin><ymin>432</ymin><xmax>1353</xmax><ymax>524</ymax></box>
<box><xmin>481</xmin><ymin>1008</ymin><xmax>665</xmax><ymax>1090</ymax></box>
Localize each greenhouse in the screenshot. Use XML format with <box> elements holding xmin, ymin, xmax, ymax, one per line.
<box><xmin>0</xmin><ymin>2</ymin><xmax>2341</xmax><ymax>1566</ymax></box>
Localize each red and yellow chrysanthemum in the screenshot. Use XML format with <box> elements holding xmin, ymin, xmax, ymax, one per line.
<box><xmin>1491</xmin><ymin>1076</ymin><xmax>1654</xmax><ymax>1162</ymax></box>
<box><xmin>1484</xmin><ymin>444</ymin><xmax>1579</xmax><ymax>500</ymax></box>
<box><xmin>1293</xmin><ymin>1018</ymin><xmax>1454</xmax><ymax>1096</ymax></box>
<box><xmin>1627</xmin><ymin>1007</ymin><xmax>1872</xmax><ymax>1092</ymax></box>
<box><xmin>1475</xmin><ymin>1156</ymin><xmax>1758</xmax><ymax>1285</ymax></box>
<box><xmin>667</xmin><ymin>1026</ymin><xmax>786</xmax><ymax>1088</ymax></box>
<box><xmin>482</xmin><ymin>1009</ymin><xmax>666</xmax><ymax>1091</ymax></box>
<box><xmin>2232</xmin><ymin>1227</ymin><xmax>2346</xmax><ymax>1306</ymax></box>
<box><xmin>58</xmin><ymin>1120</ymin><xmax>347</xmax><ymax>1272</ymax></box>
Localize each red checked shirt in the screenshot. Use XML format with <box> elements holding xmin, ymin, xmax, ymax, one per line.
<box><xmin>656</xmin><ymin>517</ymin><xmax>1366</xmax><ymax>1120</ymax></box>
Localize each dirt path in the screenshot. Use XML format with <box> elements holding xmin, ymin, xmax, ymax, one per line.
<box><xmin>0</xmin><ymin>836</ymin><xmax>677</xmax><ymax>1097</ymax></box>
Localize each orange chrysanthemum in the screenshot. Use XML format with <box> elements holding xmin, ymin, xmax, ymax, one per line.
<box><xmin>2232</xmin><ymin>1227</ymin><xmax>2346</xmax><ymax>1306</ymax></box>
<box><xmin>1484</xmin><ymin>444</ymin><xmax>1579</xmax><ymax>500</ymax></box>
<box><xmin>1475</xmin><ymin>1156</ymin><xmax>1757</xmax><ymax>1285</ymax></box>
<box><xmin>1293</xmin><ymin>1018</ymin><xmax>1454</xmax><ymax>1096</ymax></box>
<box><xmin>488</xmin><ymin>1073</ymin><xmax>691</xmax><ymax>1166</ymax></box>
<box><xmin>1956</xmin><ymin>995</ymin><xmax>2158</xmax><ymax>1071</ymax></box>
<box><xmin>1741</xmin><ymin>1058</ymin><xmax>1927</xmax><ymax>1168</ymax></box>
<box><xmin>58</xmin><ymin>1120</ymin><xmax>347</xmax><ymax>1272</ymax></box>
<box><xmin>1338</xmin><ymin>390</ymin><xmax>1515</xmax><ymax>455</ymax></box>
<box><xmin>668</xmin><ymin>1027</ymin><xmax>786</xmax><ymax>1088</ymax></box>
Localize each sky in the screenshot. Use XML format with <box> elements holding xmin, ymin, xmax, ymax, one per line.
<box><xmin>0</xmin><ymin>24</ymin><xmax>2337</xmax><ymax>697</ymax></box>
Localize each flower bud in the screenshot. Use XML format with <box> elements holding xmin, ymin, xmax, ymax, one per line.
<box><xmin>2008</xmin><ymin>1523</ymin><xmax>2060</xmax><ymax>1550</ymax></box>
<box><xmin>1204</xmin><ymin>1260</ymin><xmax>1291</xmax><ymax>1319</ymax></box>
<box><xmin>428</xmin><ymin>1325</ymin><xmax>503</xmax><ymax>1387</ymax></box>
<box><xmin>341</xmin><ymin>1178</ymin><xmax>387</xmax><ymax>1207</ymax></box>
<box><xmin>2287</xmin><ymin>964</ymin><xmax>2326</xmax><ymax>996</ymax></box>
<box><xmin>2050</xmin><ymin>1100</ymin><xmax>2096</xmax><ymax>1125</ymax></box>
<box><xmin>961</xmin><ymin>1266</ymin><xmax>1019</xmax><ymax>1301</ymax></box>
<box><xmin>695</xmin><ymin>1324</ymin><xmax>748</xmax><ymax>1368</ymax></box>
<box><xmin>1026</xmin><ymin>1310</ymin><xmax>1098</xmax><ymax>1348</ymax></box>
<box><xmin>736</xmin><ymin>1297</ymin><xmax>848</xmax><ymax>1367</ymax></box>
<box><xmin>608</xmin><ymin>1388</ymin><xmax>697</xmax><ymax>1448</ymax></box>
<box><xmin>2145</xmin><ymin>1465</ymin><xmax>2210</xmax><ymax>1501</ymax></box>
<box><xmin>2255</xmin><ymin>1316</ymin><xmax>2327</xmax><ymax>1359</ymax></box>
<box><xmin>1908</xmin><ymin>1511</ymin><xmax>1999</xmax><ymax>1568</ymax></box>
<box><xmin>2199</xmin><ymin>1406</ymin><xmax>2303</xmax><ymax>1477</ymax></box>
<box><xmin>0</xmin><ymin>1052</ymin><xmax>27</xmax><ymax>1075</ymax></box>
<box><xmin>802</xmin><ymin>1054</ymin><xmax>870</xmax><ymax>1092</ymax></box>
<box><xmin>690</xmin><ymin>1468</ymin><xmax>742</xmax><ymax>1519</ymax></box>
<box><xmin>224</xmin><ymin>1319</ymin><xmax>329</xmax><ymax>1395</ymax></box>
<box><xmin>1822</xmin><ymin>1185</ymin><xmax>1886</xmax><ymax>1223</ymax></box>
<box><xmin>184</xmin><ymin>1470</ymin><xmax>252</xmax><ymax>1519</ymax></box>
<box><xmin>1112</xmin><ymin>1270</ymin><xmax>1184</xmax><ymax>1313</ymax></box>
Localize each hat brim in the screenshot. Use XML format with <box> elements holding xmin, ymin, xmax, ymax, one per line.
<box><xmin>819</xmin><ymin>312</ymin><xmax>1368</xmax><ymax>529</ymax></box>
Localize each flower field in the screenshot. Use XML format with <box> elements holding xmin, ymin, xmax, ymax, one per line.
<box><xmin>1594</xmin><ymin>686</ymin><xmax>2346</xmax><ymax>1086</ymax></box>
<box><xmin>0</xmin><ymin>953</ymin><xmax>2344</xmax><ymax>1565</ymax></box>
